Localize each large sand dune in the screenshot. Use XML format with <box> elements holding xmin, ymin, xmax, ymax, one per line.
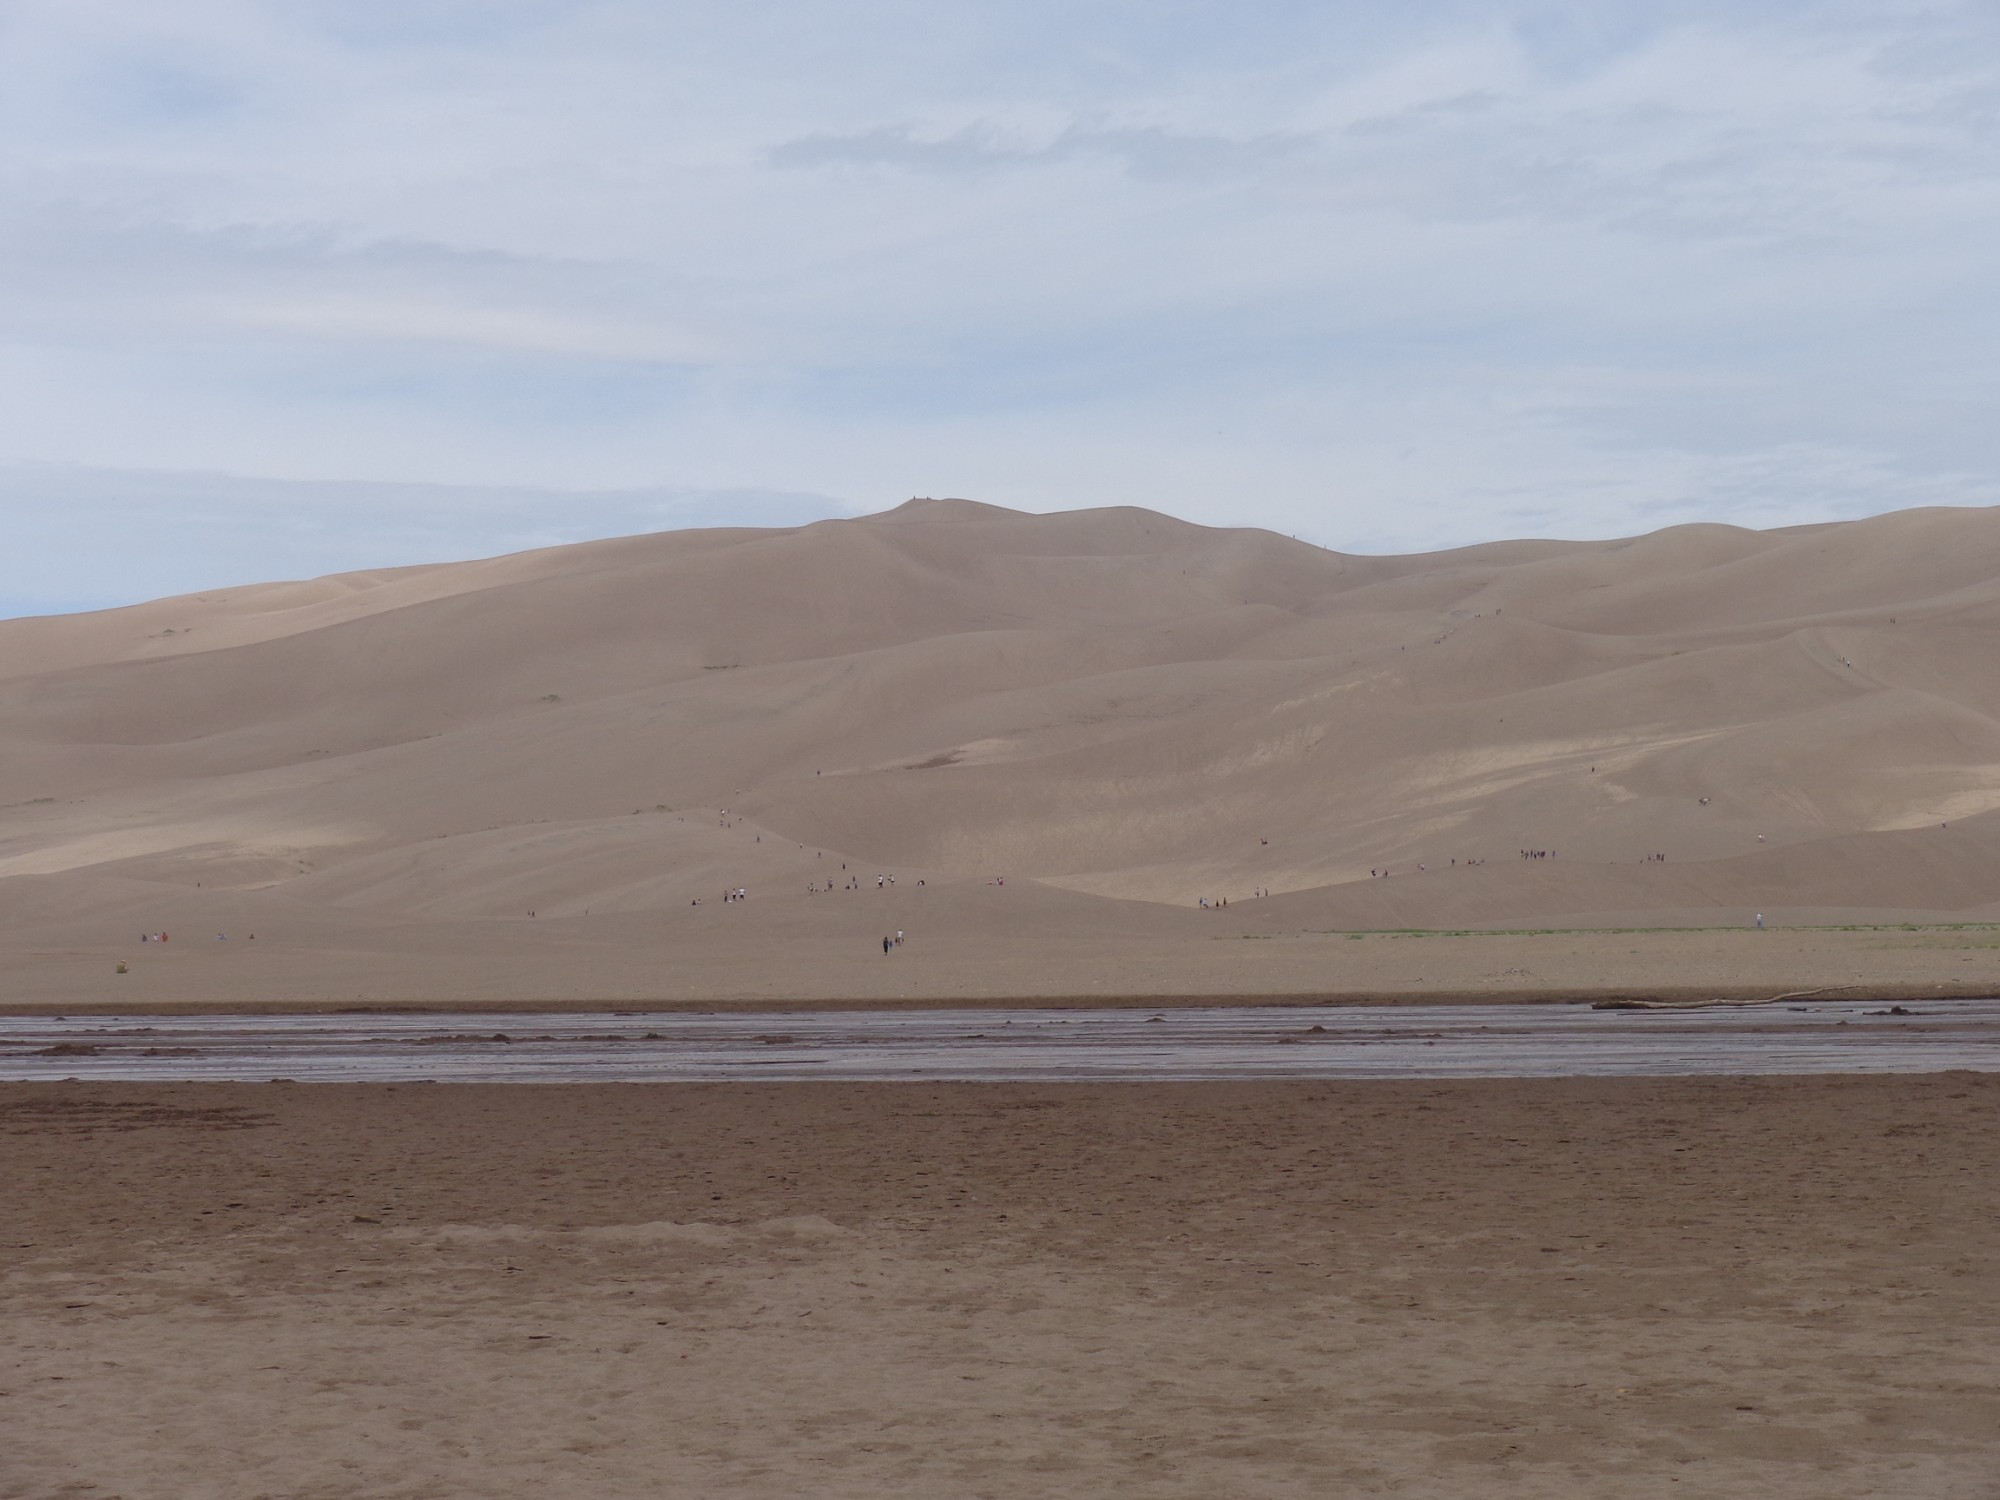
<box><xmin>5</xmin><ymin>497</ymin><xmax>2000</xmax><ymax>1007</ymax></box>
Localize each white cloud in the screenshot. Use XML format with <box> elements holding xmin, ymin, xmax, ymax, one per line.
<box><xmin>1</xmin><ymin>0</ymin><xmax>1997</xmax><ymax>607</ymax></box>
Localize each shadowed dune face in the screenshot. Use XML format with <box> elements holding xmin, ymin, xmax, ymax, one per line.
<box><xmin>4</xmin><ymin>497</ymin><xmax>2000</xmax><ymax>972</ymax></box>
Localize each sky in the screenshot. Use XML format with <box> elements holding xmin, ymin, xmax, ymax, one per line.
<box><xmin>3</xmin><ymin>0</ymin><xmax>1997</xmax><ymax>616</ymax></box>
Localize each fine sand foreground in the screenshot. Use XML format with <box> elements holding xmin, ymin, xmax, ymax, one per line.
<box><xmin>5</xmin><ymin>1076</ymin><xmax>1997</xmax><ymax>1498</ymax></box>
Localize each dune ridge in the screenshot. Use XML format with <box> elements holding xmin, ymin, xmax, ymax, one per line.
<box><xmin>5</xmin><ymin>497</ymin><xmax>2000</xmax><ymax>1007</ymax></box>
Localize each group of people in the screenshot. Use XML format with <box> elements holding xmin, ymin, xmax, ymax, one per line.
<box><xmin>1200</xmin><ymin>889</ymin><xmax>1276</xmax><ymax>907</ymax></box>
<box><xmin>881</xmin><ymin>929</ymin><xmax>906</xmax><ymax>953</ymax></box>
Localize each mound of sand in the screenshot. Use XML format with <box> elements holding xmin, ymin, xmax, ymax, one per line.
<box><xmin>5</xmin><ymin>498</ymin><xmax>2000</xmax><ymax>1005</ymax></box>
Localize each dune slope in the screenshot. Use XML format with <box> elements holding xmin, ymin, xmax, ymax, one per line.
<box><xmin>5</xmin><ymin>497</ymin><xmax>2000</xmax><ymax>1003</ymax></box>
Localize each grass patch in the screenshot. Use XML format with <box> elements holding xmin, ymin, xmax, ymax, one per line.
<box><xmin>1302</xmin><ymin>922</ymin><xmax>2000</xmax><ymax>939</ymax></box>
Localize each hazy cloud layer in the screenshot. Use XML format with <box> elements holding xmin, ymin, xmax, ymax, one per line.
<box><xmin>0</xmin><ymin>467</ymin><xmax>847</xmax><ymax>618</ymax></box>
<box><xmin>3</xmin><ymin>1</ymin><xmax>1997</xmax><ymax>612</ymax></box>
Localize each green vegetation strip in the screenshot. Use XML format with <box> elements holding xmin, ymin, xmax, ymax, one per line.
<box><xmin>1277</xmin><ymin>922</ymin><xmax>2000</xmax><ymax>939</ymax></box>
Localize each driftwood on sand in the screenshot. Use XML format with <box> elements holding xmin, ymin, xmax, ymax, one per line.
<box><xmin>1592</xmin><ymin>985</ymin><xmax>1860</xmax><ymax>1012</ymax></box>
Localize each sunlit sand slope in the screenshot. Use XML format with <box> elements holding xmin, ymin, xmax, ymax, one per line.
<box><xmin>5</xmin><ymin>497</ymin><xmax>2000</xmax><ymax>1001</ymax></box>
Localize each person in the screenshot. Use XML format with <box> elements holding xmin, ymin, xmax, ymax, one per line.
<box><xmin>1755</xmin><ymin>913</ymin><xmax>1764</xmax><ymax>930</ymax></box>
<box><xmin>882</xmin><ymin>935</ymin><xmax>892</xmax><ymax>954</ymax></box>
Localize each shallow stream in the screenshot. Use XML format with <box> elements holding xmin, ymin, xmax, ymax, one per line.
<box><xmin>3</xmin><ymin>998</ymin><xmax>1998</xmax><ymax>1082</ymax></box>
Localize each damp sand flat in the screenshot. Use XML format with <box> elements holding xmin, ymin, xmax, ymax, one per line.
<box><xmin>3</xmin><ymin>998</ymin><xmax>1999</xmax><ymax>1082</ymax></box>
<box><xmin>5</xmin><ymin>1074</ymin><xmax>1998</xmax><ymax>1500</ymax></box>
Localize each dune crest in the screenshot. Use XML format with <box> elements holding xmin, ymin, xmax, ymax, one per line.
<box><xmin>5</xmin><ymin>498</ymin><xmax>2000</xmax><ymax>1003</ymax></box>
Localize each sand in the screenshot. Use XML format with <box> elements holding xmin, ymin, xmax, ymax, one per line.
<box><xmin>8</xmin><ymin>498</ymin><xmax>2000</xmax><ymax>1012</ymax></box>
<box><xmin>5</xmin><ymin>916</ymin><xmax>1999</xmax><ymax>1015</ymax></box>
<box><xmin>6</xmin><ymin>498</ymin><xmax>1997</xmax><ymax>1495</ymax></box>
<box><xmin>5</xmin><ymin>1075</ymin><xmax>1998</xmax><ymax>1498</ymax></box>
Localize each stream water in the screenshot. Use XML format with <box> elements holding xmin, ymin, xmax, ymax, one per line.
<box><xmin>3</xmin><ymin>998</ymin><xmax>1998</xmax><ymax>1083</ymax></box>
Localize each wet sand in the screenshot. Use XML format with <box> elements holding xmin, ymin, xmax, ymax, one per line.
<box><xmin>6</xmin><ymin>999</ymin><xmax>2000</xmax><ymax>1082</ymax></box>
<box><xmin>6</xmin><ymin>1075</ymin><xmax>1998</xmax><ymax>1498</ymax></box>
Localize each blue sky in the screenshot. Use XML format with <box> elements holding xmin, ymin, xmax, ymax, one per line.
<box><xmin>3</xmin><ymin>1</ymin><xmax>1997</xmax><ymax>615</ymax></box>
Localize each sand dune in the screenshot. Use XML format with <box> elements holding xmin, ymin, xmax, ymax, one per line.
<box><xmin>5</xmin><ymin>497</ymin><xmax>2000</xmax><ymax>1006</ymax></box>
